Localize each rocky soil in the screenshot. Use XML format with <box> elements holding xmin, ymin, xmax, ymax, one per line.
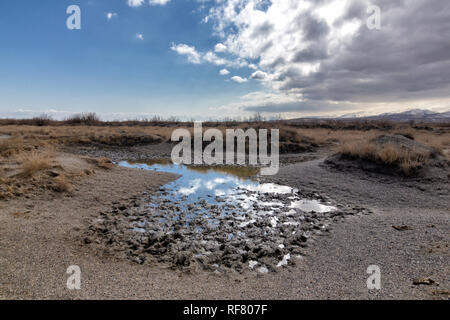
<box><xmin>84</xmin><ymin>185</ymin><xmax>369</xmax><ymax>274</ymax></box>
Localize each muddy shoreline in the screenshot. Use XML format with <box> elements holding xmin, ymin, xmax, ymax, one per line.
<box><xmin>84</xmin><ymin>168</ymin><xmax>369</xmax><ymax>274</ymax></box>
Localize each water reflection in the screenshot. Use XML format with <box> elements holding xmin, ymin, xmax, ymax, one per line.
<box><xmin>119</xmin><ymin>160</ymin><xmax>335</xmax><ymax>217</ymax></box>
<box><xmin>126</xmin><ymin>159</ymin><xmax>259</xmax><ymax>180</ymax></box>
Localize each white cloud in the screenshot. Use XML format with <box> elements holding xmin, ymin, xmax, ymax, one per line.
<box><xmin>171</xmin><ymin>43</ymin><xmax>235</xmax><ymax>66</ymax></box>
<box><xmin>127</xmin><ymin>0</ymin><xmax>145</xmax><ymax>7</ymax></box>
<box><xmin>171</xmin><ymin>43</ymin><xmax>202</xmax><ymax>64</ymax></box>
<box><xmin>220</xmin><ymin>68</ymin><xmax>230</xmax><ymax>75</ymax></box>
<box><xmin>149</xmin><ymin>0</ymin><xmax>171</xmax><ymax>5</ymax></box>
<box><xmin>168</xmin><ymin>0</ymin><xmax>450</xmax><ymax>116</ymax></box>
<box><xmin>203</xmin><ymin>51</ymin><xmax>229</xmax><ymax>65</ymax></box>
<box><xmin>214</xmin><ymin>43</ymin><xmax>227</xmax><ymax>53</ymax></box>
<box><xmin>136</xmin><ymin>33</ymin><xmax>144</xmax><ymax>40</ymax></box>
<box><xmin>106</xmin><ymin>12</ymin><xmax>117</xmax><ymax>20</ymax></box>
<box><xmin>205</xmin><ymin>0</ymin><xmax>360</xmax><ymax>82</ymax></box>
<box><xmin>128</xmin><ymin>0</ymin><xmax>171</xmax><ymax>7</ymax></box>
<box><xmin>230</xmin><ymin>76</ymin><xmax>248</xmax><ymax>83</ymax></box>
<box><xmin>251</xmin><ymin>70</ymin><xmax>268</xmax><ymax>80</ymax></box>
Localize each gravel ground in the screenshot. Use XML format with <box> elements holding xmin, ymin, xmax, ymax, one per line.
<box><xmin>0</xmin><ymin>150</ymin><xmax>448</xmax><ymax>299</ymax></box>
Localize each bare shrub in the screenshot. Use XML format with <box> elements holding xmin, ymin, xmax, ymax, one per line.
<box><xmin>65</xmin><ymin>113</ymin><xmax>100</xmax><ymax>125</ymax></box>
<box><xmin>30</xmin><ymin>114</ymin><xmax>53</xmax><ymax>126</ymax></box>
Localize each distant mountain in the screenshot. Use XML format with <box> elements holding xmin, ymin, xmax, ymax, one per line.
<box><xmin>337</xmin><ymin>111</ymin><xmax>373</xmax><ymax>119</ymax></box>
<box><xmin>363</xmin><ymin>109</ymin><xmax>450</xmax><ymax>122</ymax></box>
<box><xmin>288</xmin><ymin>109</ymin><xmax>450</xmax><ymax>122</ymax></box>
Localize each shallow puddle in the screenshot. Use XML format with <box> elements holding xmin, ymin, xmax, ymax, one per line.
<box><xmin>119</xmin><ymin>160</ymin><xmax>335</xmax><ymax>221</ymax></box>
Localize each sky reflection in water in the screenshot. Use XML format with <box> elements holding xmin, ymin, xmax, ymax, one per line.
<box><xmin>119</xmin><ymin>160</ymin><xmax>335</xmax><ymax>215</ymax></box>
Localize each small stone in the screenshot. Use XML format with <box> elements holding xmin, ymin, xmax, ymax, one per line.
<box><xmin>257</xmin><ymin>266</ymin><xmax>269</xmax><ymax>274</ymax></box>
<box><xmin>413</xmin><ymin>278</ymin><xmax>436</xmax><ymax>285</ymax></box>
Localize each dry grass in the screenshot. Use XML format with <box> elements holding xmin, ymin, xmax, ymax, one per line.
<box><xmin>0</xmin><ymin>135</ymin><xmax>23</xmax><ymax>157</ymax></box>
<box><xmin>53</xmin><ymin>174</ymin><xmax>71</xmax><ymax>192</ymax></box>
<box><xmin>339</xmin><ymin>141</ymin><xmax>431</xmax><ymax>175</ymax></box>
<box><xmin>0</xmin><ymin>121</ymin><xmax>448</xmax><ymax>200</ymax></box>
<box><xmin>88</xmin><ymin>157</ymin><xmax>114</xmax><ymax>170</ymax></box>
<box><xmin>19</xmin><ymin>152</ymin><xmax>53</xmax><ymax>177</ymax></box>
<box><xmin>0</xmin><ymin>122</ymin><xmax>448</xmax><ymax>153</ymax></box>
<box><xmin>414</xmin><ymin>132</ymin><xmax>450</xmax><ymax>156</ymax></box>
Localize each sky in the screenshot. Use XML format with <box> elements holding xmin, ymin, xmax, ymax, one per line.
<box><xmin>0</xmin><ymin>0</ymin><xmax>449</xmax><ymax>120</ymax></box>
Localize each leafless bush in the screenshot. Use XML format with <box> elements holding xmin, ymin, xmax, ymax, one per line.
<box><xmin>64</xmin><ymin>113</ymin><xmax>100</xmax><ymax>125</ymax></box>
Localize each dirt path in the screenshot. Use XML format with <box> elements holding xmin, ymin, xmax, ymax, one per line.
<box><xmin>0</xmin><ymin>155</ymin><xmax>448</xmax><ymax>299</ymax></box>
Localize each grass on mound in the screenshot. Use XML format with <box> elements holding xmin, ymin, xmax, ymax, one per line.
<box><xmin>339</xmin><ymin>141</ymin><xmax>432</xmax><ymax>175</ymax></box>
<box><xmin>19</xmin><ymin>152</ymin><xmax>53</xmax><ymax>178</ymax></box>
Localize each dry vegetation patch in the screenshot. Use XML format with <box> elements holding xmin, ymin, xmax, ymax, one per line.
<box><xmin>339</xmin><ymin>140</ymin><xmax>432</xmax><ymax>175</ymax></box>
<box><xmin>0</xmin><ymin>120</ymin><xmax>448</xmax><ymax>199</ymax></box>
<box><xmin>0</xmin><ymin>131</ymin><xmax>117</xmax><ymax>199</ymax></box>
<box><xmin>53</xmin><ymin>174</ymin><xmax>72</xmax><ymax>192</ymax></box>
<box><xmin>0</xmin><ymin>135</ymin><xmax>23</xmax><ymax>157</ymax></box>
<box><xmin>19</xmin><ymin>152</ymin><xmax>53</xmax><ymax>178</ymax></box>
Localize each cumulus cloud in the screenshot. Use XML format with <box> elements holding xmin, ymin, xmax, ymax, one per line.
<box><xmin>128</xmin><ymin>0</ymin><xmax>171</xmax><ymax>7</ymax></box>
<box><xmin>203</xmin><ymin>51</ymin><xmax>229</xmax><ymax>65</ymax></box>
<box><xmin>214</xmin><ymin>43</ymin><xmax>227</xmax><ymax>53</ymax></box>
<box><xmin>230</xmin><ymin>76</ymin><xmax>248</xmax><ymax>83</ymax></box>
<box><xmin>251</xmin><ymin>70</ymin><xmax>268</xmax><ymax>80</ymax></box>
<box><xmin>106</xmin><ymin>12</ymin><xmax>117</xmax><ymax>20</ymax></box>
<box><xmin>171</xmin><ymin>43</ymin><xmax>243</xmax><ymax>66</ymax></box>
<box><xmin>149</xmin><ymin>0</ymin><xmax>171</xmax><ymax>5</ymax></box>
<box><xmin>220</xmin><ymin>68</ymin><xmax>230</xmax><ymax>75</ymax></box>
<box><xmin>170</xmin><ymin>43</ymin><xmax>202</xmax><ymax>64</ymax></box>
<box><xmin>127</xmin><ymin>0</ymin><xmax>145</xmax><ymax>7</ymax></box>
<box><xmin>136</xmin><ymin>33</ymin><xmax>144</xmax><ymax>40</ymax></box>
<box><xmin>199</xmin><ymin>0</ymin><xmax>450</xmax><ymax>114</ymax></box>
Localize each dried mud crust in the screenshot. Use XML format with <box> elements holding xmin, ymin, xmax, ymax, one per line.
<box><xmin>83</xmin><ymin>187</ymin><xmax>370</xmax><ymax>273</ymax></box>
<box><xmin>62</xmin><ymin>143</ymin><xmax>319</xmax><ymax>166</ymax></box>
<box><xmin>61</xmin><ymin>143</ymin><xmax>174</xmax><ymax>162</ymax></box>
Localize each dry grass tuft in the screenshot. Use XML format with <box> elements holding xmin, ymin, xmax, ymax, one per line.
<box><xmin>339</xmin><ymin>142</ymin><xmax>431</xmax><ymax>175</ymax></box>
<box><xmin>90</xmin><ymin>157</ymin><xmax>114</xmax><ymax>169</ymax></box>
<box><xmin>53</xmin><ymin>174</ymin><xmax>71</xmax><ymax>192</ymax></box>
<box><xmin>20</xmin><ymin>152</ymin><xmax>53</xmax><ymax>177</ymax></box>
<box><xmin>0</xmin><ymin>135</ymin><xmax>23</xmax><ymax>157</ymax></box>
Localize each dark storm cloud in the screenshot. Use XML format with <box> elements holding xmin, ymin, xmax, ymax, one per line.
<box><xmin>292</xmin><ymin>43</ymin><xmax>329</xmax><ymax>63</ymax></box>
<box><xmin>251</xmin><ymin>21</ymin><xmax>275</xmax><ymax>38</ymax></box>
<box><xmin>296</xmin><ymin>14</ymin><xmax>330</xmax><ymax>41</ymax></box>
<box><xmin>278</xmin><ymin>0</ymin><xmax>450</xmax><ymax>103</ymax></box>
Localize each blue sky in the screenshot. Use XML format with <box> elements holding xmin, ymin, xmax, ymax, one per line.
<box><xmin>1</xmin><ymin>0</ymin><xmax>449</xmax><ymax>120</ymax></box>
<box><xmin>0</xmin><ymin>0</ymin><xmax>260</xmax><ymax>120</ymax></box>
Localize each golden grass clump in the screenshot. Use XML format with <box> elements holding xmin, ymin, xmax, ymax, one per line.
<box><xmin>53</xmin><ymin>174</ymin><xmax>71</xmax><ymax>192</ymax></box>
<box><xmin>20</xmin><ymin>152</ymin><xmax>53</xmax><ymax>177</ymax></box>
<box><xmin>339</xmin><ymin>142</ymin><xmax>430</xmax><ymax>175</ymax></box>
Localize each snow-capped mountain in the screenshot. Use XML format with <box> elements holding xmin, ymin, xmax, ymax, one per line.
<box><xmin>365</xmin><ymin>109</ymin><xmax>450</xmax><ymax>122</ymax></box>
<box><xmin>288</xmin><ymin>109</ymin><xmax>450</xmax><ymax>122</ymax></box>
